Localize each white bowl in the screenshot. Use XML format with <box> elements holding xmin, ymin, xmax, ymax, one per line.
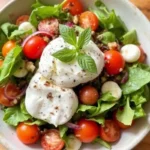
<box><xmin>0</xmin><ymin>0</ymin><xmax>150</xmax><ymax>150</ymax></box>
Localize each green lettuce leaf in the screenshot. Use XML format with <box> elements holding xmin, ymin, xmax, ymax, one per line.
<box><xmin>121</xmin><ymin>66</ymin><xmax>150</xmax><ymax>94</ymax></box>
<box><xmin>134</xmin><ymin>104</ymin><xmax>146</xmax><ymax>119</ymax></box>
<box><xmin>100</xmin><ymin>92</ymin><xmax>117</xmax><ymax>102</ymax></box>
<box><xmin>94</xmin><ymin>138</ymin><xmax>111</xmax><ymax>149</ymax></box>
<box><xmin>116</xmin><ymin>98</ymin><xmax>135</xmax><ymax>125</ymax></box>
<box><xmin>88</xmin><ymin>116</ymin><xmax>105</xmax><ymax>125</ymax></box>
<box><xmin>121</xmin><ymin>29</ymin><xmax>139</xmax><ymax>45</ymax></box>
<box><xmin>3</xmin><ymin>105</ymin><xmax>31</xmax><ymax>126</ymax></box>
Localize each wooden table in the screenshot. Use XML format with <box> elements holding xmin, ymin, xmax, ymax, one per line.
<box><xmin>0</xmin><ymin>0</ymin><xmax>149</xmax><ymax>150</ymax></box>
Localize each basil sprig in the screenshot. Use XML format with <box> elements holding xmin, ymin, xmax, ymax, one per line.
<box><xmin>52</xmin><ymin>25</ymin><xmax>97</xmax><ymax>73</ymax></box>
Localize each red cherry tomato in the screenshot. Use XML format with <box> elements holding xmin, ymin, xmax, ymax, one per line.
<box><xmin>79</xmin><ymin>11</ymin><xmax>99</xmax><ymax>31</ymax></box>
<box><xmin>2</xmin><ymin>40</ymin><xmax>16</xmax><ymax>57</ymax></box>
<box><xmin>63</xmin><ymin>0</ymin><xmax>83</xmax><ymax>16</ymax></box>
<box><xmin>38</xmin><ymin>18</ymin><xmax>59</xmax><ymax>36</ymax></box>
<box><xmin>99</xmin><ymin>120</ymin><xmax>121</xmax><ymax>142</ymax></box>
<box><xmin>0</xmin><ymin>83</ymin><xmax>21</xmax><ymax>107</ymax></box>
<box><xmin>16</xmin><ymin>15</ymin><xmax>29</xmax><ymax>25</ymax></box>
<box><xmin>74</xmin><ymin>119</ymin><xmax>99</xmax><ymax>143</ymax></box>
<box><xmin>104</xmin><ymin>50</ymin><xmax>125</xmax><ymax>75</ymax></box>
<box><xmin>41</xmin><ymin>129</ymin><xmax>65</xmax><ymax>150</ymax></box>
<box><xmin>138</xmin><ymin>46</ymin><xmax>146</xmax><ymax>63</ymax></box>
<box><xmin>79</xmin><ymin>85</ymin><xmax>99</xmax><ymax>105</ymax></box>
<box><xmin>23</xmin><ymin>36</ymin><xmax>47</xmax><ymax>59</ymax></box>
<box><xmin>113</xmin><ymin>110</ymin><xmax>133</xmax><ymax>129</ymax></box>
<box><xmin>16</xmin><ymin>122</ymin><xmax>40</xmax><ymax>144</ymax></box>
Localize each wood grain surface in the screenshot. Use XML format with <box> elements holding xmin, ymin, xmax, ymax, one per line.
<box><xmin>0</xmin><ymin>0</ymin><xmax>149</xmax><ymax>150</ymax></box>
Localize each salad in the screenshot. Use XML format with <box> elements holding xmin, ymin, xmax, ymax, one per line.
<box><xmin>0</xmin><ymin>0</ymin><xmax>149</xmax><ymax>150</ymax></box>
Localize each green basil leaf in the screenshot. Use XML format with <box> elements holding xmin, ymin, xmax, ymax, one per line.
<box><xmin>0</xmin><ymin>45</ymin><xmax>22</xmax><ymax>85</ymax></box>
<box><xmin>0</xmin><ymin>29</ymin><xmax>7</xmax><ymax>51</ymax></box>
<box><xmin>59</xmin><ymin>24</ymin><xmax>77</xmax><ymax>47</ymax></box>
<box><xmin>116</xmin><ymin>98</ymin><xmax>135</xmax><ymax>125</ymax></box>
<box><xmin>121</xmin><ymin>66</ymin><xmax>150</xmax><ymax>94</ymax></box>
<box><xmin>94</xmin><ymin>138</ymin><xmax>111</xmax><ymax>149</ymax></box>
<box><xmin>99</xmin><ymin>31</ymin><xmax>116</xmax><ymax>44</ymax></box>
<box><xmin>78</xmin><ymin>28</ymin><xmax>91</xmax><ymax>49</ymax></box>
<box><xmin>1</xmin><ymin>22</ymin><xmax>18</xmax><ymax>38</ymax></box>
<box><xmin>77</xmin><ymin>53</ymin><xmax>97</xmax><ymax>73</ymax></box>
<box><xmin>9</xmin><ymin>29</ymin><xmax>32</xmax><ymax>40</ymax></box>
<box><xmin>52</xmin><ymin>48</ymin><xmax>76</xmax><ymax>62</ymax></box>
<box><xmin>121</xmin><ymin>29</ymin><xmax>139</xmax><ymax>45</ymax></box>
<box><xmin>3</xmin><ymin>105</ymin><xmax>31</xmax><ymax>126</ymax></box>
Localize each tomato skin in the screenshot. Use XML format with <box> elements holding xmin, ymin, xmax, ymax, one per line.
<box><xmin>63</xmin><ymin>0</ymin><xmax>83</xmax><ymax>16</ymax></box>
<box><xmin>0</xmin><ymin>83</ymin><xmax>21</xmax><ymax>107</ymax></box>
<box><xmin>41</xmin><ymin>129</ymin><xmax>65</xmax><ymax>150</ymax></box>
<box><xmin>38</xmin><ymin>18</ymin><xmax>59</xmax><ymax>36</ymax></box>
<box><xmin>104</xmin><ymin>50</ymin><xmax>125</xmax><ymax>75</ymax></box>
<box><xmin>79</xmin><ymin>85</ymin><xmax>99</xmax><ymax>105</ymax></box>
<box><xmin>16</xmin><ymin>15</ymin><xmax>29</xmax><ymax>25</ymax></box>
<box><xmin>99</xmin><ymin>120</ymin><xmax>121</xmax><ymax>142</ymax></box>
<box><xmin>138</xmin><ymin>47</ymin><xmax>146</xmax><ymax>63</ymax></box>
<box><xmin>79</xmin><ymin>11</ymin><xmax>99</xmax><ymax>31</ymax></box>
<box><xmin>16</xmin><ymin>123</ymin><xmax>40</xmax><ymax>144</ymax></box>
<box><xmin>2</xmin><ymin>41</ymin><xmax>16</xmax><ymax>57</ymax></box>
<box><xmin>23</xmin><ymin>36</ymin><xmax>47</xmax><ymax>59</ymax></box>
<box><xmin>74</xmin><ymin>119</ymin><xmax>99</xmax><ymax>143</ymax></box>
<box><xmin>0</xmin><ymin>60</ymin><xmax>3</xmax><ymax>67</ymax></box>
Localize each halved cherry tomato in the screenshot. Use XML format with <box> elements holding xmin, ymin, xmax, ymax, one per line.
<box><xmin>38</xmin><ymin>18</ymin><xmax>59</xmax><ymax>36</ymax></box>
<box><xmin>113</xmin><ymin>110</ymin><xmax>133</xmax><ymax>129</ymax></box>
<box><xmin>16</xmin><ymin>15</ymin><xmax>29</xmax><ymax>25</ymax></box>
<box><xmin>2</xmin><ymin>40</ymin><xmax>16</xmax><ymax>57</ymax></box>
<box><xmin>16</xmin><ymin>122</ymin><xmax>40</xmax><ymax>144</ymax></box>
<box><xmin>0</xmin><ymin>83</ymin><xmax>21</xmax><ymax>107</ymax></box>
<box><xmin>41</xmin><ymin>129</ymin><xmax>65</xmax><ymax>150</ymax></box>
<box><xmin>63</xmin><ymin>0</ymin><xmax>83</xmax><ymax>16</ymax></box>
<box><xmin>138</xmin><ymin>46</ymin><xmax>146</xmax><ymax>63</ymax></box>
<box><xmin>104</xmin><ymin>50</ymin><xmax>125</xmax><ymax>75</ymax></box>
<box><xmin>79</xmin><ymin>11</ymin><xmax>99</xmax><ymax>31</ymax></box>
<box><xmin>99</xmin><ymin>120</ymin><xmax>121</xmax><ymax>142</ymax></box>
<box><xmin>74</xmin><ymin>119</ymin><xmax>99</xmax><ymax>143</ymax></box>
<box><xmin>79</xmin><ymin>85</ymin><xmax>99</xmax><ymax>105</ymax></box>
<box><xmin>0</xmin><ymin>60</ymin><xmax>3</xmax><ymax>67</ymax></box>
<box><xmin>23</xmin><ymin>36</ymin><xmax>47</xmax><ymax>59</ymax></box>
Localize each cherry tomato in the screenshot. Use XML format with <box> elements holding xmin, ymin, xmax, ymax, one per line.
<box><xmin>16</xmin><ymin>122</ymin><xmax>40</xmax><ymax>144</ymax></box>
<box><xmin>63</xmin><ymin>0</ymin><xmax>83</xmax><ymax>16</ymax></box>
<box><xmin>138</xmin><ymin>46</ymin><xmax>146</xmax><ymax>63</ymax></box>
<box><xmin>23</xmin><ymin>36</ymin><xmax>47</xmax><ymax>59</ymax></box>
<box><xmin>99</xmin><ymin>120</ymin><xmax>121</xmax><ymax>142</ymax></box>
<box><xmin>0</xmin><ymin>60</ymin><xmax>3</xmax><ymax>67</ymax></box>
<box><xmin>0</xmin><ymin>83</ymin><xmax>21</xmax><ymax>107</ymax></box>
<box><xmin>16</xmin><ymin>15</ymin><xmax>29</xmax><ymax>25</ymax></box>
<box><xmin>79</xmin><ymin>85</ymin><xmax>99</xmax><ymax>105</ymax></box>
<box><xmin>113</xmin><ymin>110</ymin><xmax>133</xmax><ymax>129</ymax></box>
<box><xmin>74</xmin><ymin>119</ymin><xmax>99</xmax><ymax>143</ymax></box>
<box><xmin>79</xmin><ymin>11</ymin><xmax>99</xmax><ymax>31</ymax></box>
<box><xmin>38</xmin><ymin>18</ymin><xmax>59</xmax><ymax>36</ymax></box>
<box><xmin>2</xmin><ymin>41</ymin><xmax>16</xmax><ymax>57</ymax></box>
<box><xmin>104</xmin><ymin>50</ymin><xmax>125</xmax><ymax>75</ymax></box>
<box><xmin>41</xmin><ymin>129</ymin><xmax>65</xmax><ymax>150</ymax></box>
